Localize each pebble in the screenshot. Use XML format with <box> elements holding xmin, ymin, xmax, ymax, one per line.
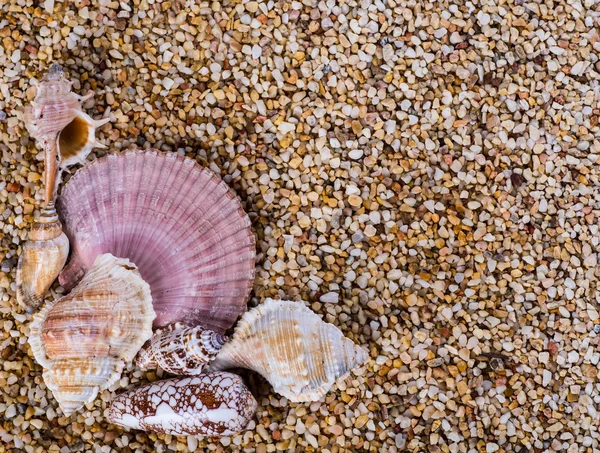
<box><xmin>319</xmin><ymin>292</ymin><xmax>339</xmax><ymax>303</ymax></box>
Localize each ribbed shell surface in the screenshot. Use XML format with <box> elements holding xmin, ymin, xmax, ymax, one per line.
<box><xmin>57</xmin><ymin>149</ymin><xmax>256</xmax><ymax>333</ymax></box>
<box><xmin>28</xmin><ymin>253</ymin><xmax>155</xmax><ymax>415</ymax></box>
<box><xmin>207</xmin><ymin>299</ymin><xmax>369</xmax><ymax>402</ymax></box>
<box><xmin>24</xmin><ymin>63</ymin><xmax>80</xmax><ymax>142</ymax></box>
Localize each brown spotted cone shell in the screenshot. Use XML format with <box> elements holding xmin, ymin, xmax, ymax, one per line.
<box><xmin>108</xmin><ymin>372</ymin><xmax>257</xmax><ymax>436</ymax></box>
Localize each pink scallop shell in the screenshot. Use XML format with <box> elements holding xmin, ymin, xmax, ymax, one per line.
<box><xmin>57</xmin><ymin>149</ymin><xmax>255</xmax><ymax>333</ymax></box>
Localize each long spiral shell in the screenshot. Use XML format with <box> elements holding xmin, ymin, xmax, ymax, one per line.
<box><xmin>16</xmin><ymin>201</ymin><xmax>69</xmax><ymax>313</ymax></box>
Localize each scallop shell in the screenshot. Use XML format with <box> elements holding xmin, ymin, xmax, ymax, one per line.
<box><xmin>136</xmin><ymin>322</ymin><xmax>226</xmax><ymax>375</ymax></box>
<box><xmin>56</xmin><ymin>149</ymin><xmax>256</xmax><ymax>333</ymax></box>
<box><xmin>16</xmin><ymin>201</ymin><xmax>69</xmax><ymax>313</ymax></box>
<box><xmin>207</xmin><ymin>299</ymin><xmax>369</xmax><ymax>402</ymax></box>
<box><xmin>24</xmin><ymin>63</ymin><xmax>109</xmax><ymax>204</ymax></box>
<box><xmin>107</xmin><ymin>372</ymin><xmax>257</xmax><ymax>437</ymax></box>
<box><xmin>28</xmin><ymin>253</ymin><xmax>155</xmax><ymax>416</ymax></box>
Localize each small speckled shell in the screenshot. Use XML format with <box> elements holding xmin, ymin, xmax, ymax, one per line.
<box><xmin>28</xmin><ymin>253</ymin><xmax>155</xmax><ymax>415</ymax></box>
<box><xmin>107</xmin><ymin>372</ymin><xmax>257</xmax><ymax>437</ymax></box>
<box><xmin>136</xmin><ymin>322</ymin><xmax>226</xmax><ymax>375</ymax></box>
<box><xmin>16</xmin><ymin>202</ymin><xmax>69</xmax><ymax>313</ymax></box>
<box><xmin>207</xmin><ymin>299</ymin><xmax>369</xmax><ymax>402</ymax></box>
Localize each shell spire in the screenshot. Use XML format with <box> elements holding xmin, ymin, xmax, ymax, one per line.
<box><xmin>207</xmin><ymin>299</ymin><xmax>369</xmax><ymax>402</ymax></box>
<box><xmin>28</xmin><ymin>253</ymin><xmax>155</xmax><ymax>415</ymax></box>
<box><xmin>16</xmin><ymin>201</ymin><xmax>69</xmax><ymax>313</ymax></box>
<box><xmin>136</xmin><ymin>322</ymin><xmax>227</xmax><ymax>375</ymax></box>
<box><xmin>24</xmin><ymin>64</ymin><xmax>109</xmax><ymax>205</ymax></box>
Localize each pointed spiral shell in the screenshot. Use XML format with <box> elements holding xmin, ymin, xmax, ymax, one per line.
<box><xmin>208</xmin><ymin>299</ymin><xmax>369</xmax><ymax>402</ymax></box>
<box><xmin>16</xmin><ymin>201</ymin><xmax>69</xmax><ymax>313</ymax></box>
<box><xmin>136</xmin><ymin>323</ymin><xmax>227</xmax><ymax>375</ymax></box>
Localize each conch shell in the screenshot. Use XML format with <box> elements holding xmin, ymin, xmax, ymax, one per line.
<box><xmin>108</xmin><ymin>372</ymin><xmax>257</xmax><ymax>437</ymax></box>
<box><xmin>57</xmin><ymin>149</ymin><xmax>256</xmax><ymax>333</ymax></box>
<box><xmin>207</xmin><ymin>299</ymin><xmax>369</xmax><ymax>402</ymax></box>
<box><xmin>28</xmin><ymin>253</ymin><xmax>155</xmax><ymax>416</ymax></box>
<box><xmin>136</xmin><ymin>322</ymin><xmax>226</xmax><ymax>375</ymax></box>
<box><xmin>16</xmin><ymin>201</ymin><xmax>69</xmax><ymax>313</ymax></box>
<box><xmin>24</xmin><ymin>63</ymin><xmax>109</xmax><ymax>205</ymax></box>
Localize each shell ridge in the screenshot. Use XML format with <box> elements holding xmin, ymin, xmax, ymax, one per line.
<box><xmin>208</xmin><ymin>299</ymin><xmax>368</xmax><ymax>402</ymax></box>
<box><xmin>58</xmin><ymin>150</ymin><xmax>255</xmax><ymax>331</ymax></box>
<box><xmin>28</xmin><ymin>254</ymin><xmax>155</xmax><ymax>415</ymax></box>
<box><xmin>125</xmin><ymin>152</ymin><xmax>165</xmax><ymax>268</ymax></box>
<box><xmin>126</xmin><ymin>152</ymin><xmax>183</xmax><ymax>273</ymax></box>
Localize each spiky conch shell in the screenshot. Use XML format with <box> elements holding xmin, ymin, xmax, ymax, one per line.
<box><xmin>24</xmin><ymin>63</ymin><xmax>109</xmax><ymax>205</ymax></box>
<box><xmin>136</xmin><ymin>322</ymin><xmax>227</xmax><ymax>375</ymax></box>
<box><xmin>207</xmin><ymin>299</ymin><xmax>369</xmax><ymax>402</ymax></box>
<box><xmin>28</xmin><ymin>253</ymin><xmax>155</xmax><ymax>416</ymax></box>
<box><xmin>56</xmin><ymin>149</ymin><xmax>256</xmax><ymax>333</ymax></box>
<box><xmin>16</xmin><ymin>201</ymin><xmax>69</xmax><ymax>313</ymax></box>
<box><xmin>107</xmin><ymin>372</ymin><xmax>257</xmax><ymax>437</ymax></box>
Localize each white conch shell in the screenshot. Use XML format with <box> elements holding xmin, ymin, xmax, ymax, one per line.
<box><xmin>28</xmin><ymin>253</ymin><xmax>155</xmax><ymax>416</ymax></box>
<box><xmin>108</xmin><ymin>372</ymin><xmax>257</xmax><ymax>436</ymax></box>
<box><xmin>207</xmin><ymin>299</ymin><xmax>369</xmax><ymax>402</ymax></box>
<box><xmin>16</xmin><ymin>201</ymin><xmax>69</xmax><ymax>313</ymax></box>
<box><xmin>24</xmin><ymin>63</ymin><xmax>109</xmax><ymax>205</ymax></box>
<box><xmin>136</xmin><ymin>322</ymin><xmax>227</xmax><ymax>375</ymax></box>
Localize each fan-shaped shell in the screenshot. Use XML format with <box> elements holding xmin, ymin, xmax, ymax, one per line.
<box><xmin>136</xmin><ymin>322</ymin><xmax>226</xmax><ymax>375</ymax></box>
<box><xmin>16</xmin><ymin>202</ymin><xmax>69</xmax><ymax>313</ymax></box>
<box><xmin>207</xmin><ymin>299</ymin><xmax>369</xmax><ymax>402</ymax></box>
<box><xmin>107</xmin><ymin>372</ymin><xmax>257</xmax><ymax>437</ymax></box>
<box><xmin>24</xmin><ymin>63</ymin><xmax>109</xmax><ymax>205</ymax></box>
<box><xmin>57</xmin><ymin>149</ymin><xmax>256</xmax><ymax>333</ymax></box>
<box><xmin>28</xmin><ymin>253</ymin><xmax>155</xmax><ymax>415</ymax></box>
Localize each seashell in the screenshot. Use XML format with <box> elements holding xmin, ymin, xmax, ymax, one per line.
<box><xmin>24</xmin><ymin>63</ymin><xmax>109</xmax><ymax>205</ymax></box>
<box><xmin>207</xmin><ymin>299</ymin><xmax>369</xmax><ymax>402</ymax></box>
<box><xmin>28</xmin><ymin>253</ymin><xmax>155</xmax><ymax>416</ymax></box>
<box><xmin>136</xmin><ymin>322</ymin><xmax>227</xmax><ymax>376</ymax></box>
<box><xmin>57</xmin><ymin>149</ymin><xmax>255</xmax><ymax>333</ymax></box>
<box><xmin>16</xmin><ymin>201</ymin><xmax>69</xmax><ymax>313</ymax></box>
<box><xmin>107</xmin><ymin>372</ymin><xmax>257</xmax><ymax>437</ymax></box>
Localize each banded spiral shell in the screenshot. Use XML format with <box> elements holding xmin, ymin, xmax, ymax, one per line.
<box><xmin>136</xmin><ymin>322</ymin><xmax>227</xmax><ymax>376</ymax></box>
<box><xmin>24</xmin><ymin>63</ymin><xmax>109</xmax><ymax>205</ymax></box>
<box><xmin>16</xmin><ymin>201</ymin><xmax>69</xmax><ymax>313</ymax></box>
<box><xmin>56</xmin><ymin>149</ymin><xmax>256</xmax><ymax>333</ymax></box>
<box><xmin>207</xmin><ymin>299</ymin><xmax>369</xmax><ymax>402</ymax></box>
<box><xmin>108</xmin><ymin>372</ymin><xmax>257</xmax><ymax>437</ymax></box>
<box><xmin>28</xmin><ymin>253</ymin><xmax>155</xmax><ymax>415</ymax></box>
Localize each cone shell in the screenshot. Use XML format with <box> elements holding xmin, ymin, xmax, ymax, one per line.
<box><xmin>28</xmin><ymin>253</ymin><xmax>156</xmax><ymax>416</ymax></box>
<box><xmin>24</xmin><ymin>64</ymin><xmax>109</xmax><ymax>204</ymax></box>
<box><xmin>57</xmin><ymin>149</ymin><xmax>256</xmax><ymax>333</ymax></box>
<box><xmin>16</xmin><ymin>202</ymin><xmax>69</xmax><ymax>313</ymax></box>
<box><xmin>207</xmin><ymin>299</ymin><xmax>369</xmax><ymax>402</ymax></box>
<box><xmin>136</xmin><ymin>322</ymin><xmax>226</xmax><ymax>376</ymax></box>
<box><xmin>107</xmin><ymin>372</ymin><xmax>257</xmax><ymax>437</ymax></box>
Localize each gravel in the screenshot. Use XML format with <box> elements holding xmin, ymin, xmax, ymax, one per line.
<box><xmin>2</xmin><ymin>0</ymin><xmax>600</xmax><ymax>452</ymax></box>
